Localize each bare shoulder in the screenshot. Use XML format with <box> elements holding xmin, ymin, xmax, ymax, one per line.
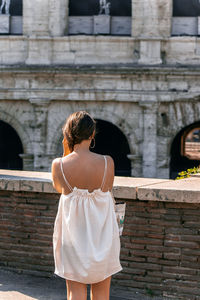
<box><xmin>106</xmin><ymin>155</ymin><xmax>114</xmax><ymax>167</ymax></box>
<box><xmin>51</xmin><ymin>157</ymin><xmax>61</xmax><ymax>170</ymax></box>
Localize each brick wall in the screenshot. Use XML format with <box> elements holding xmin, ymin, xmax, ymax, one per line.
<box><xmin>0</xmin><ymin>172</ymin><xmax>200</xmax><ymax>299</ymax></box>
<box><xmin>113</xmin><ymin>199</ymin><xmax>200</xmax><ymax>299</ymax></box>
<box><xmin>0</xmin><ymin>190</ymin><xmax>59</xmax><ymax>276</ymax></box>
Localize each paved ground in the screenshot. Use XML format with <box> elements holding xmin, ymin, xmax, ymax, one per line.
<box><xmin>0</xmin><ymin>268</ymin><xmax>167</xmax><ymax>300</ymax></box>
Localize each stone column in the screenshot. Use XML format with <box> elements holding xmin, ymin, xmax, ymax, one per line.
<box><xmin>132</xmin><ymin>0</ymin><xmax>172</xmax><ymax>38</ymax></box>
<box><xmin>19</xmin><ymin>154</ymin><xmax>34</xmax><ymax>171</ymax></box>
<box><xmin>140</xmin><ymin>102</ymin><xmax>158</xmax><ymax>178</ymax></box>
<box><xmin>23</xmin><ymin>0</ymin><xmax>49</xmax><ymax>36</ymax></box>
<box><xmin>132</xmin><ymin>0</ymin><xmax>172</xmax><ymax>64</ymax></box>
<box><xmin>49</xmin><ymin>0</ymin><xmax>69</xmax><ymax>36</ymax></box>
<box><xmin>127</xmin><ymin>154</ymin><xmax>143</xmax><ymax>177</ymax></box>
<box><xmin>29</xmin><ymin>99</ymin><xmax>51</xmax><ymax>171</ymax></box>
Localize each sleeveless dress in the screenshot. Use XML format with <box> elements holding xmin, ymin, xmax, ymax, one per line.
<box><xmin>53</xmin><ymin>156</ymin><xmax>122</xmax><ymax>284</ymax></box>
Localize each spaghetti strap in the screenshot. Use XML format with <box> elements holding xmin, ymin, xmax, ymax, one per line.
<box><xmin>60</xmin><ymin>158</ymin><xmax>73</xmax><ymax>192</ymax></box>
<box><xmin>101</xmin><ymin>156</ymin><xmax>107</xmax><ymax>190</ymax></box>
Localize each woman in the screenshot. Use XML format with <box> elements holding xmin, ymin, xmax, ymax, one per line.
<box><xmin>52</xmin><ymin>111</ymin><xmax>122</xmax><ymax>300</ymax></box>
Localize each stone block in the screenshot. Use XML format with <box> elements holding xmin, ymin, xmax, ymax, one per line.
<box><xmin>132</xmin><ymin>0</ymin><xmax>172</xmax><ymax>38</ymax></box>
<box><xmin>23</xmin><ymin>0</ymin><xmax>49</xmax><ymax>36</ymax></box>
<box><xmin>172</xmin><ymin>17</ymin><xmax>198</xmax><ymax>36</ymax></box>
<box><xmin>111</xmin><ymin>17</ymin><xmax>131</xmax><ymax>36</ymax></box>
<box><xmin>198</xmin><ymin>17</ymin><xmax>200</xmax><ymax>36</ymax></box>
<box><xmin>10</xmin><ymin>16</ymin><xmax>23</xmax><ymax>35</ymax></box>
<box><xmin>0</xmin><ymin>14</ymin><xmax>10</xmax><ymax>34</ymax></box>
<box><xmin>26</xmin><ymin>38</ymin><xmax>52</xmax><ymax>65</ymax></box>
<box><xmin>68</xmin><ymin>17</ymin><xmax>93</xmax><ymax>35</ymax></box>
<box><xmin>139</xmin><ymin>40</ymin><xmax>162</xmax><ymax>65</ymax></box>
<box><xmin>94</xmin><ymin>15</ymin><xmax>111</xmax><ymax>35</ymax></box>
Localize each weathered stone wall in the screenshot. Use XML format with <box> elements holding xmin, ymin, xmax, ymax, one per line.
<box><xmin>0</xmin><ymin>171</ymin><xmax>200</xmax><ymax>299</ymax></box>
<box><xmin>0</xmin><ymin>0</ymin><xmax>200</xmax><ymax>178</ymax></box>
<box><xmin>1</xmin><ymin>66</ymin><xmax>200</xmax><ymax>177</ymax></box>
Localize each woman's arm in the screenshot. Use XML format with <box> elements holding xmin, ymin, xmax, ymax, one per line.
<box><xmin>51</xmin><ymin>158</ymin><xmax>62</xmax><ymax>194</ymax></box>
<box><xmin>106</xmin><ymin>155</ymin><xmax>115</xmax><ymax>191</ymax></box>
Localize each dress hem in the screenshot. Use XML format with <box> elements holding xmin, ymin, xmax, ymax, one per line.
<box><xmin>54</xmin><ymin>265</ymin><xmax>123</xmax><ymax>284</ymax></box>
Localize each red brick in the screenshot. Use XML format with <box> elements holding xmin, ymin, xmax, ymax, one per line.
<box><xmin>131</xmin><ymin>238</ymin><xmax>163</xmax><ymax>245</ymax></box>
<box><xmin>113</xmin><ymin>273</ymin><xmax>132</xmax><ymax>279</ymax></box>
<box><xmin>182</xmin><ymin>248</ymin><xmax>200</xmax><ymax>256</ymax></box>
<box><xmin>164</xmin><ymin>240</ymin><xmax>199</xmax><ymax>248</ymax></box>
<box><xmin>164</xmin><ymin>253</ymin><xmax>181</xmax><ymax>260</ymax></box>
<box><xmin>165</xmin><ymin>234</ymin><xmax>181</xmax><ymax>241</ymax></box>
<box><xmin>165</xmin><ymin>228</ymin><xmax>197</xmax><ymax>235</ymax></box>
<box><xmin>124</xmin><ymin>242</ymin><xmax>145</xmax><ymax>250</ymax></box>
<box><xmin>181</xmin><ymin>255</ymin><xmax>198</xmax><ymax>262</ymax></box>
<box><xmin>181</xmin><ymin>235</ymin><xmax>200</xmax><ymax>242</ymax></box>
<box><xmin>180</xmin><ymin>261</ymin><xmax>200</xmax><ymax>269</ymax></box>
<box><xmin>130</xmin><ymin>250</ymin><xmax>162</xmax><ymax>258</ymax></box>
<box><xmin>163</xmin><ymin>266</ymin><xmax>197</xmax><ymax>275</ymax></box>
<box><xmin>147</xmin><ymin>257</ymin><xmax>179</xmax><ymax>266</ymax></box>
<box><xmin>129</xmin><ymin>262</ymin><xmax>161</xmax><ymax>271</ymax></box>
<box><xmin>133</xmin><ymin>275</ymin><xmax>162</xmax><ymax>283</ymax></box>
<box><xmin>147</xmin><ymin>245</ymin><xmax>180</xmax><ymax>253</ymax></box>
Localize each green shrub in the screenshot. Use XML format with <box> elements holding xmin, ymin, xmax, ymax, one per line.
<box><xmin>176</xmin><ymin>166</ymin><xmax>200</xmax><ymax>180</ymax></box>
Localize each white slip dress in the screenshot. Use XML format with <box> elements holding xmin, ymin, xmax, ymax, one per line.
<box><xmin>53</xmin><ymin>156</ymin><xmax>122</xmax><ymax>284</ymax></box>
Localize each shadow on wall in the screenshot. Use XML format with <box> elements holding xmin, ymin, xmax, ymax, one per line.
<box><xmin>0</xmin><ymin>120</ymin><xmax>23</xmax><ymax>170</ymax></box>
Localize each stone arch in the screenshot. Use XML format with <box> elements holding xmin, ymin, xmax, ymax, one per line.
<box><xmin>157</xmin><ymin>100</ymin><xmax>200</xmax><ymax>178</ymax></box>
<box><xmin>88</xmin><ymin>107</ymin><xmax>135</xmax><ymax>153</ymax></box>
<box><xmin>170</xmin><ymin>120</ymin><xmax>200</xmax><ymax>179</ymax></box>
<box><xmin>160</xmin><ymin>100</ymin><xmax>200</xmax><ymax>158</ymax></box>
<box><xmin>0</xmin><ymin>110</ymin><xmax>32</xmax><ymax>154</ymax></box>
<box><xmin>93</xmin><ymin>119</ymin><xmax>131</xmax><ymax>176</ymax></box>
<box><xmin>48</xmin><ymin>107</ymin><xmax>135</xmax><ymax>157</ymax></box>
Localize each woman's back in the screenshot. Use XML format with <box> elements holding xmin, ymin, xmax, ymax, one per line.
<box><xmin>52</xmin><ymin>151</ymin><xmax>114</xmax><ymax>195</ymax></box>
<box><xmin>53</xmin><ymin>152</ymin><xmax>122</xmax><ymax>284</ymax></box>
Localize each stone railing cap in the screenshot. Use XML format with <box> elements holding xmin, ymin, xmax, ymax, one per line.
<box><xmin>0</xmin><ymin>170</ymin><xmax>200</xmax><ymax>203</ymax></box>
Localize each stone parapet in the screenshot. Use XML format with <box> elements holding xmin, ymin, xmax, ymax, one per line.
<box><xmin>1</xmin><ymin>170</ymin><xmax>200</xmax><ymax>204</ymax></box>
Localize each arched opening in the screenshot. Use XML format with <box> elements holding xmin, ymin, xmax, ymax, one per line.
<box><xmin>170</xmin><ymin>121</ymin><xmax>200</xmax><ymax>179</ymax></box>
<box><xmin>173</xmin><ymin>0</ymin><xmax>200</xmax><ymax>17</ymax></box>
<box><xmin>56</xmin><ymin>119</ymin><xmax>131</xmax><ymax>176</ymax></box>
<box><xmin>0</xmin><ymin>120</ymin><xmax>23</xmax><ymax>170</ymax></box>
<box><xmin>92</xmin><ymin>119</ymin><xmax>131</xmax><ymax>176</ymax></box>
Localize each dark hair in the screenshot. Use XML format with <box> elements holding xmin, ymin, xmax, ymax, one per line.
<box><xmin>63</xmin><ymin>111</ymin><xmax>96</xmax><ymax>152</ymax></box>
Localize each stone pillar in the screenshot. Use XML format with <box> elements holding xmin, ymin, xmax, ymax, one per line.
<box><xmin>132</xmin><ymin>0</ymin><xmax>172</xmax><ymax>65</ymax></box>
<box><xmin>139</xmin><ymin>40</ymin><xmax>162</xmax><ymax>65</ymax></box>
<box><xmin>19</xmin><ymin>154</ymin><xmax>34</xmax><ymax>171</ymax></box>
<box><xmin>23</xmin><ymin>0</ymin><xmax>49</xmax><ymax>36</ymax></box>
<box><xmin>140</xmin><ymin>102</ymin><xmax>158</xmax><ymax>178</ymax></box>
<box><xmin>49</xmin><ymin>0</ymin><xmax>69</xmax><ymax>36</ymax></box>
<box><xmin>127</xmin><ymin>154</ymin><xmax>142</xmax><ymax>177</ymax></box>
<box><xmin>29</xmin><ymin>99</ymin><xmax>51</xmax><ymax>171</ymax></box>
<box><xmin>132</xmin><ymin>0</ymin><xmax>172</xmax><ymax>38</ymax></box>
